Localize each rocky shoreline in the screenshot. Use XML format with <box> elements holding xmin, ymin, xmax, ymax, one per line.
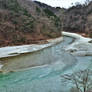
<box><xmin>0</xmin><ymin>36</ymin><xmax>63</xmax><ymax>59</ymax></box>
<box><xmin>0</xmin><ymin>35</ymin><xmax>63</xmax><ymax>72</ymax></box>
<box><xmin>62</xmin><ymin>32</ymin><xmax>92</xmax><ymax>56</ymax></box>
<box><xmin>0</xmin><ymin>32</ymin><xmax>92</xmax><ymax>73</ymax></box>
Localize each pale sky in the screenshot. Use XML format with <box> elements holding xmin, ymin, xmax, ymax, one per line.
<box><xmin>34</xmin><ymin>0</ymin><xmax>87</xmax><ymax>8</ymax></box>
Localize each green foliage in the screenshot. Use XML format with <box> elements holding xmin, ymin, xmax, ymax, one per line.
<box><xmin>89</xmin><ymin>33</ymin><xmax>92</xmax><ymax>38</ymax></box>
<box><xmin>36</xmin><ymin>6</ymin><xmax>41</xmax><ymax>13</ymax></box>
<box><xmin>56</xmin><ymin>7</ymin><xmax>61</xmax><ymax>10</ymax></box>
<box><xmin>41</xmin><ymin>24</ymin><xmax>59</xmax><ymax>38</ymax></box>
<box><xmin>54</xmin><ymin>17</ymin><xmax>61</xmax><ymax>28</ymax></box>
<box><xmin>44</xmin><ymin>8</ymin><xmax>61</xmax><ymax>30</ymax></box>
<box><xmin>4</xmin><ymin>0</ymin><xmax>22</xmax><ymax>12</ymax></box>
<box><xmin>87</xmin><ymin>10</ymin><xmax>92</xmax><ymax>15</ymax></box>
<box><xmin>0</xmin><ymin>0</ymin><xmax>32</xmax><ymax>18</ymax></box>
<box><xmin>44</xmin><ymin>8</ymin><xmax>56</xmax><ymax>17</ymax></box>
<box><xmin>12</xmin><ymin>20</ymin><xmax>18</xmax><ymax>25</ymax></box>
<box><xmin>0</xmin><ymin>0</ymin><xmax>61</xmax><ymax>47</ymax></box>
<box><xmin>1</xmin><ymin>0</ymin><xmax>35</xmax><ymax>33</ymax></box>
<box><xmin>13</xmin><ymin>34</ymin><xmax>26</xmax><ymax>43</ymax></box>
<box><xmin>23</xmin><ymin>9</ymin><xmax>32</xmax><ymax>17</ymax></box>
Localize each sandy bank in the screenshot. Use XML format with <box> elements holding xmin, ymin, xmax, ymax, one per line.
<box><xmin>0</xmin><ymin>36</ymin><xmax>63</xmax><ymax>59</ymax></box>
<box><xmin>0</xmin><ymin>31</ymin><xmax>92</xmax><ymax>72</ymax></box>
<box><xmin>0</xmin><ymin>35</ymin><xmax>63</xmax><ymax>71</ymax></box>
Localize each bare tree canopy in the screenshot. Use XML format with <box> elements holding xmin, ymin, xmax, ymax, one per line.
<box><xmin>61</xmin><ymin>69</ymin><xmax>92</xmax><ymax>92</ymax></box>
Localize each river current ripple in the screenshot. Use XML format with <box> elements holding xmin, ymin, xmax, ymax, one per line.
<box><xmin>0</xmin><ymin>36</ymin><xmax>92</xmax><ymax>92</ymax></box>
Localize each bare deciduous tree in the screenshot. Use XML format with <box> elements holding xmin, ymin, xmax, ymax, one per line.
<box><xmin>61</xmin><ymin>69</ymin><xmax>92</xmax><ymax>92</ymax></box>
<box><xmin>84</xmin><ymin>0</ymin><xmax>92</xmax><ymax>6</ymax></box>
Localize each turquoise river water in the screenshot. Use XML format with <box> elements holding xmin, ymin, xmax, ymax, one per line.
<box><xmin>0</xmin><ymin>36</ymin><xmax>92</xmax><ymax>92</ymax></box>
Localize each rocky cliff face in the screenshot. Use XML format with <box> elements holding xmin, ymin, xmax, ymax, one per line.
<box><xmin>0</xmin><ymin>0</ymin><xmax>61</xmax><ymax>47</ymax></box>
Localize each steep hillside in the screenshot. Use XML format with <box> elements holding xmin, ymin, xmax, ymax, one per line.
<box><xmin>63</xmin><ymin>1</ymin><xmax>92</xmax><ymax>37</ymax></box>
<box><xmin>0</xmin><ymin>0</ymin><xmax>61</xmax><ymax>47</ymax></box>
<box><xmin>35</xmin><ymin>0</ymin><xmax>92</xmax><ymax>38</ymax></box>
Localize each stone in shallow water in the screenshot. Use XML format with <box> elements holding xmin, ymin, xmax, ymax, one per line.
<box><xmin>0</xmin><ymin>70</ymin><xmax>3</xmax><ymax>73</ymax></box>
<box><xmin>88</xmin><ymin>40</ymin><xmax>92</xmax><ymax>43</ymax></box>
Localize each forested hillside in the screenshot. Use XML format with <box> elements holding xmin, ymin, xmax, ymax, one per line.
<box><xmin>63</xmin><ymin>1</ymin><xmax>92</xmax><ymax>37</ymax></box>
<box><xmin>0</xmin><ymin>0</ymin><xmax>61</xmax><ymax>47</ymax></box>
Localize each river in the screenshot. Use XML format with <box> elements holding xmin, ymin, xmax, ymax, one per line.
<box><xmin>0</xmin><ymin>35</ymin><xmax>92</xmax><ymax>92</ymax></box>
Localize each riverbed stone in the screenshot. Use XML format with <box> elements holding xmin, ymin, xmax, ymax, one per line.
<box><xmin>88</xmin><ymin>40</ymin><xmax>92</xmax><ymax>43</ymax></box>
<box><xmin>0</xmin><ymin>70</ymin><xmax>3</xmax><ymax>73</ymax></box>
